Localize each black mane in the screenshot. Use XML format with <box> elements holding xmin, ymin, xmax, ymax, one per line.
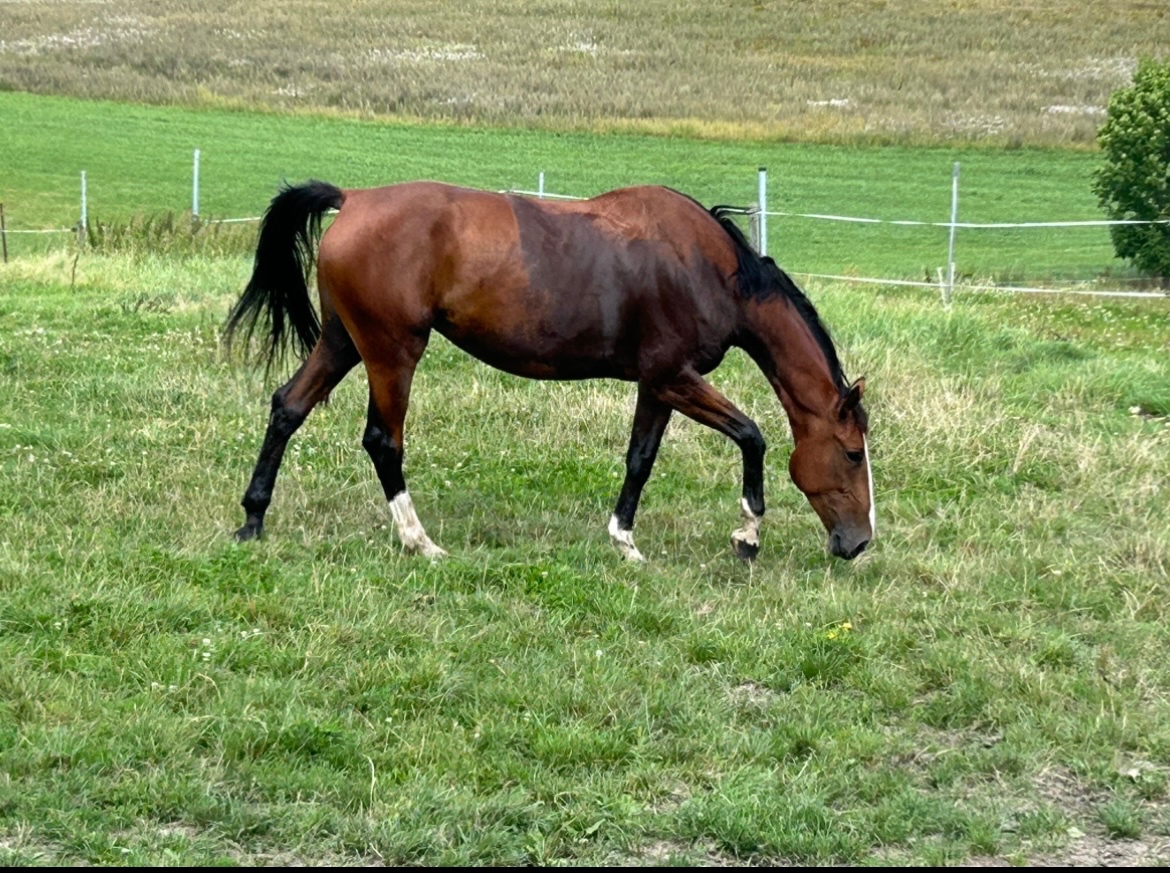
<box><xmin>709</xmin><ymin>205</ymin><xmax>850</xmax><ymax>396</ymax></box>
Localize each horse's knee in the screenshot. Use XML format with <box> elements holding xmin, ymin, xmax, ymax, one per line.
<box><xmin>362</xmin><ymin>421</ymin><xmax>400</xmax><ymax>459</ymax></box>
<box><xmin>361</xmin><ymin>422</ymin><xmax>384</xmax><ymax>456</ymax></box>
<box><xmin>743</xmin><ymin>426</ymin><xmax>766</xmax><ymax>462</ymax></box>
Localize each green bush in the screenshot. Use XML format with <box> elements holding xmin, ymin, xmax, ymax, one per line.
<box><xmin>1091</xmin><ymin>58</ymin><xmax>1170</xmax><ymax>283</ymax></box>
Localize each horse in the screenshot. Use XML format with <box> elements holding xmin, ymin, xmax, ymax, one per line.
<box><xmin>225</xmin><ymin>180</ymin><xmax>874</xmax><ymax>562</ymax></box>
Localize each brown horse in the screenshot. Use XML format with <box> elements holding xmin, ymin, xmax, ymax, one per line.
<box><xmin>225</xmin><ymin>180</ymin><xmax>873</xmax><ymax>561</ymax></box>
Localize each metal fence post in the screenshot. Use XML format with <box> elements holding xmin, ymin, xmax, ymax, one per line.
<box><xmin>79</xmin><ymin>170</ymin><xmax>88</xmax><ymax>246</ymax></box>
<box><xmin>756</xmin><ymin>167</ymin><xmax>768</xmax><ymax>257</ymax></box>
<box><xmin>945</xmin><ymin>162</ymin><xmax>959</xmax><ymax>305</ymax></box>
<box><xmin>193</xmin><ymin>149</ymin><xmax>201</xmax><ymax>217</ymax></box>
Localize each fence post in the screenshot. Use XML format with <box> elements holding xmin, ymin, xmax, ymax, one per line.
<box><xmin>0</xmin><ymin>203</ymin><xmax>8</xmax><ymax>264</ymax></box>
<box><xmin>538</xmin><ymin>171</ymin><xmax>545</xmax><ymax>199</ymax></box>
<box><xmin>193</xmin><ymin>149</ymin><xmax>201</xmax><ymax>217</ymax></box>
<box><xmin>79</xmin><ymin>170</ymin><xmax>88</xmax><ymax>246</ymax></box>
<box><xmin>756</xmin><ymin>167</ymin><xmax>768</xmax><ymax>257</ymax></box>
<box><xmin>945</xmin><ymin>162</ymin><xmax>959</xmax><ymax>305</ymax></box>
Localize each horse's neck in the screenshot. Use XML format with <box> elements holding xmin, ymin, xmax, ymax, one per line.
<box><xmin>743</xmin><ymin>296</ymin><xmax>840</xmax><ymax>439</ymax></box>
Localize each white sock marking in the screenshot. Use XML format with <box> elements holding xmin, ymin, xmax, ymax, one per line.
<box><xmin>608</xmin><ymin>515</ymin><xmax>645</xmax><ymax>562</ymax></box>
<box><xmin>389</xmin><ymin>491</ymin><xmax>447</xmax><ymax>558</ymax></box>
<box><xmin>731</xmin><ymin>497</ymin><xmax>761</xmax><ymax>548</ymax></box>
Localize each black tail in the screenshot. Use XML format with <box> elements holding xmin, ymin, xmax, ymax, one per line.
<box><xmin>225</xmin><ymin>180</ymin><xmax>345</xmax><ymax>368</ymax></box>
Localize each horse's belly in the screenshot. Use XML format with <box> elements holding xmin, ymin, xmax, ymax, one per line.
<box><xmin>437</xmin><ymin>317</ymin><xmax>631</xmax><ymax>381</ymax></box>
<box><xmin>435</xmin><ymin>284</ymin><xmax>637</xmax><ymax>381</ymax></box>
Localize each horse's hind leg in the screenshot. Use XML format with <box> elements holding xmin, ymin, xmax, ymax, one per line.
<box><xmin>609</xmin><ymin>383</ymin><xmax>673</xmax><ymax>561</ymax></box>
<box><xmin>361</xmin><ymin>340</ymin><xmax>446</xmax><ymax>558</ymax></box>
<box><xmin>235</xmin><ymin>317</ymin><xmax>360</xmax><ymax>541</ymax></box>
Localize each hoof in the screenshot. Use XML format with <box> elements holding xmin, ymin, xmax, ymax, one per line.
<box><xmin>608</xmin><ymin>515</ymin><xmax>646</xmax><ymax>562</ymax></box>
<box><xmin>731</xmin><ymin>535</ymin><xmax>759</xmax><ymax>561</ymax></box>
<box><xmin>617</xmin><ymin>543</ymin><xmax>646</xmax><ymax>562</ymax></box>
<box><xmin>416</xmin><ymin>541</ymin><xmax>448</xmax><ymax>560</ymax></box>
<box><xmin>234</xmin><ymin>521</ymin><xmax>263</xmax><ymax>542</ymax></box>
<box><xmin>402</xmin><ymin>537</ymin><xmax>448</xmax><ymax>560</ymax></box>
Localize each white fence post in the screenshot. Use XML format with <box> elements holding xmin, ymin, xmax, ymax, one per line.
<box><xmin>945</xmin><ymin>162</ymin><xmax>960</xmax><ymax>305</ymax></box>
<box><xmin>756</xmin><ymin>167</ymin><xmax>768</xmax><ymax>257</ymax></box>
<box><xmin>538</xmin><ymin>171</ymin><xmax>545</xmax><ymax>199</ymax></box>
<box><xmin>79</xmin><ymin>170</ymin><xmax>87</xmax><ymax>244</ymax></box>
<box><xmin>193</xmin><ymin>149</ymin><xmax>201</xmax><ymax>217</ymax></box>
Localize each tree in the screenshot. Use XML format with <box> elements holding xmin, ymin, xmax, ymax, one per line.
<box><xmin>1091</xmin><ymin>58</ymin><xmax>1170</xmax><ymax>284</ymax></box>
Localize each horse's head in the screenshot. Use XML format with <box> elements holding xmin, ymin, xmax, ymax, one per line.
<box><xmin>787</xmin><ymin>378</ymin><xmax>874</xmax><ymax>560</ymax></box>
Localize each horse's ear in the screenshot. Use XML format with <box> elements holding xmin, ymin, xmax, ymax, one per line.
<box><xmin>839</xmin><ymin>377</ymin><xmax>865</xmax><ymax>420</ymax></box>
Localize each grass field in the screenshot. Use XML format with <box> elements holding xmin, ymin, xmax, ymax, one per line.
<box><xmin>1</xmin><ymin>248</ymin><xmax>1168</xmax><ymax>865</ymax></box>
<box><xmin>1</xmin><ymin>0</ymin><xmax>1168</xmax><ymax>147</ymax></box>
<box><xmin>2</xmin><ymin>0</ymin><xmax>1170</xmax><ymax>865</ymax></box>
<box><xmin>0</xmin><ymin>92</ymin><xmax>1137</xmax><ymax>285</ymax></box>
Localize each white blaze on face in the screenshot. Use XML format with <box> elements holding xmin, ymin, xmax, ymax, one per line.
<box><xmin>389</xmin><ymin>491</ymin><xmax>447</xmax><ymax>558</ymax></box>
<box><xmin>864</xmin><ymin>436</ymin><xmax>876</xmax><ymax>537</ymax></box>
<box><xmin>608</xmin><ymin>515</ymin><xmax>645</xmax><ymax>562</ymax></box>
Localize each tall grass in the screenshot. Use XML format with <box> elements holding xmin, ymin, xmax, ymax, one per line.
<box><xmin>81</xmin><ymin>212</ymin><xmax>257</xmax><ymax>259</ymax></box>
<box><xmin>0</xmin><ymin>251</ymin><xmax>1167</xmax><ymax>865</ymax></box>
<box><xmin>0</xmin><ymin>1</ymin><xmax>1167</xmax><ymax>147</ymax></box>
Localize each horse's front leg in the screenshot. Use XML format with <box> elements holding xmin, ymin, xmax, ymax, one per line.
<box><xmin>651</xmin><ymin>369</ymin><xmax>767</xmax><ymax>561</ymax></box>
<box><xmin>609</xmin><ymin>384</ymin><xmax>673</xmax><ymax>561</ymax></box>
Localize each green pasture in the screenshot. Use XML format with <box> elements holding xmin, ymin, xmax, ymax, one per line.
<box><xmin>0</xmin><ymin>92</ymin><xmax>1129</xmax><ymax>284</ymax></box>
<box><xmin>0</xmin><ymin>245</ymin><xmax>1167</xmax><ymax>864</ymax></box>
<box><xmin>3</xmin><ymin>0</ymin><xmax>1170</xmax><ymax>861</ymax></box>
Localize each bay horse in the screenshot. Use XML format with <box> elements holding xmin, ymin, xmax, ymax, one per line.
<box><xmin>225</xmin><ymin>180</ymin><xmax>874</xmax><ymax>561</ymax></box>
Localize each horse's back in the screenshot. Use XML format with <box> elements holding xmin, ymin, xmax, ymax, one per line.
<box><xmin>318</xmin><ymin>182</ymin><xmax>738</xmax><ymax>381</ymax></box>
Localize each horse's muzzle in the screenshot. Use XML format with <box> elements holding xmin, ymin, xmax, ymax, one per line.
<box><xmin>829</xmin><ymin>530</ymin><xmax>870</xmax><ymax>560</ymax></box>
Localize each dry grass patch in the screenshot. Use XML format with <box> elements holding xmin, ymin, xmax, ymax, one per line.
<box><xmin>1</xmin><ymin>1</ymin><xmax>1167</xmax><ymax>146</ymax></box>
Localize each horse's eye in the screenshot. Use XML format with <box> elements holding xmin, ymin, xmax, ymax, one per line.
<box><xmin>846</xmin><ymin>450</ymin><xmax>864</xmax><ymax>464</ymax></box>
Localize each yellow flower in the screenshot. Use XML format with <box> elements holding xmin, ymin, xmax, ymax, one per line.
<box><xmin>824</xmin><ymin>621</ymin><xmax>853</xmax><ymax>641</ymax></box>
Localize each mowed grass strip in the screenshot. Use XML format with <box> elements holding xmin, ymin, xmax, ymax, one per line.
<box><xmin>0</xmin><ymin>92</ymin><xmax>1128</xmax><ymax>283</ymax></box>
<box><xmin>0</xmin><ymin>251</ymin><xmax>1167</xmax><ymax>865</ymax></box>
